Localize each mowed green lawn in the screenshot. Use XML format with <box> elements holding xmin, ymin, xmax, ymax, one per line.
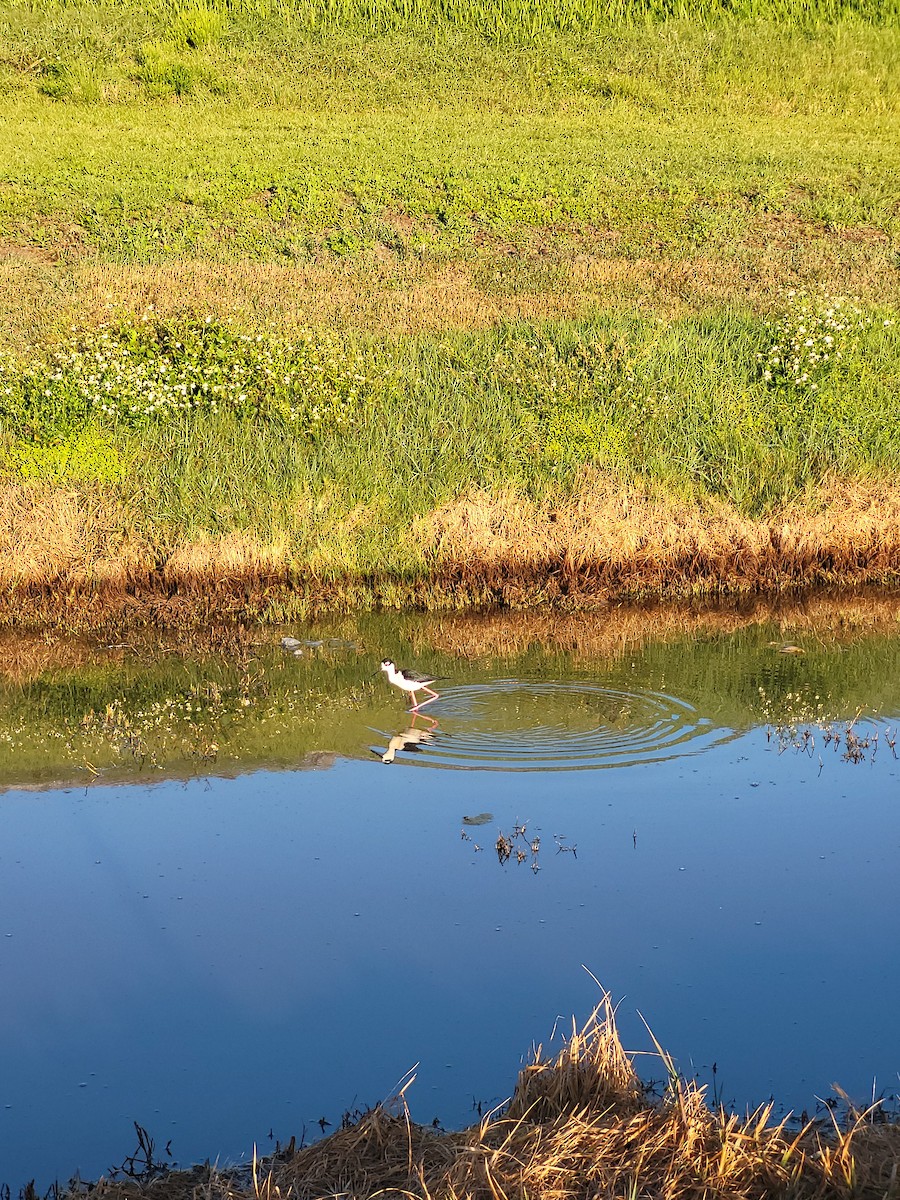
<box><xmin>2</xmin><ymin>13</ymin><xmax>898</xmax><ymax>267</ymax></box>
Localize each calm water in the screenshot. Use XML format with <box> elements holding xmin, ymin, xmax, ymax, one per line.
<box><xmin>1</xmin><ymin>607</ymin><xmax>899</xmax><ymax>1187</ymax></box>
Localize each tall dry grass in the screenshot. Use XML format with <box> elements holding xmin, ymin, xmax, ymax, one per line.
<box><xmin>0</xmin><ymin>482</ymin><xmax>148</xmax><ymax>591</ymax></box>
<box><xmin>4</xmin><ymin>474</ymin><xmax>900</xmax><ymax>629</ymax></box>
<box><xmin>415</xmin><ymin>473</ymin><xmax>900</xmax><ymax>599</ymax></box>
<box><xmin>82</xmin><ymin>993</ymin><xmax>900</xmax><ymax>1200</ymax></box>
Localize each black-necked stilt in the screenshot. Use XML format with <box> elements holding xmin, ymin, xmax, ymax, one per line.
<box><xmin>380</xmin><ymin>659</ymin><xmax>441</xmax><ymax>710</ymax></box>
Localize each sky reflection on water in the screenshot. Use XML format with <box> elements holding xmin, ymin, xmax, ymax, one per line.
<box><xmin>1</xmin><ymin>611</ymin><xmax>899</xmax><ymax>1188</ymax></box>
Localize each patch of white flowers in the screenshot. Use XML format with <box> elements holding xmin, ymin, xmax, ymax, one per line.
<box><xmin>1</xmin><ymin>311</ymin><xmax>388</xmax><ymax>438</ymax></box>
<box><xmin>757</xmin><ymin>290</ymin><xmax>894</xmax><ymax>392</ymax></box>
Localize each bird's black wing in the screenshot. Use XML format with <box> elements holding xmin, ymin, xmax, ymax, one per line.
<box><xmin>399</xmin><ymin>668</ymin><xmax>437</xmax><ymax>684</ymax></box>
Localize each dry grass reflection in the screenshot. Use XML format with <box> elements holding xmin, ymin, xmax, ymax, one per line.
<box><xmin>3</xmin><ymin>592</ymin><xmax>900</xmax><ymax>686</ymax></box>
<box><xmin>409</xmin><ymin>591</ymin><xmax>900</xmax><ymax>664</ymax></box>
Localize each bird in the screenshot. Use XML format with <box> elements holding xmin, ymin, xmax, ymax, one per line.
<box><xmin>379</xmin><ymin>659</ymin><xmax>442</xmax><ymax>710</ymax></box>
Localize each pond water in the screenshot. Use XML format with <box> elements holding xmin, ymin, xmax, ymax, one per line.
<box><xmin>1</xmin><ymin>603</ymin><xmax>899</xmax><ymax>1188</ymax></box>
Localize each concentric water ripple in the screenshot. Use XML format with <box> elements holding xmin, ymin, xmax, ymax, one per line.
<box><xmin>385</xmin><ymin>679</ymin><xmax>735</xmax><ymax>771</ymax></box>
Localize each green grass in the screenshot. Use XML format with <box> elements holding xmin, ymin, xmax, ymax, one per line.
<box><xmin>1</xmin><ymin>13</ymin><xmax>898</xmax><ymax>266</ymax></box>
<box><xmin>1</xmin><ymin>4</ymin><xmax>900</xmax><ymax>597</ymax></box>
<box><xmin>2</xmin><ymin>299</ymin><xmax>899</xmax><ymax>565</ymax></box>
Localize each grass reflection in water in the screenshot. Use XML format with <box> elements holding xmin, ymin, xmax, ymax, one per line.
<box><xmin>2</xmin><ymin>599</ymin><xmax>900</xmax><ymax>789</ymax></box>
<box><xmin>2</xmin><ymin>601</ymin><xmax>900</xmax><ymax>1190</ymax></box>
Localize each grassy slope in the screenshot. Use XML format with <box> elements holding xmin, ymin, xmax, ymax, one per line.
<box><xmin>4</xmin><ymin>19</ymin><xmax>899</xmax><ymax>272</ymax></box>
<box><xmin>1</xmin><ymin>6</ymin><xmax>900</xmax><ymax>616</ymax></box>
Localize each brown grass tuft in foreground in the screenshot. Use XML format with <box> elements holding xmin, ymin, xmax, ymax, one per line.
<box><xmin>81</xmin><ymin>994</ymin><xmax>900</xmax><ymax>1200</ymax></box>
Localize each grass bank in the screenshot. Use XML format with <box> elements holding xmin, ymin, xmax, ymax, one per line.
<box><xmin>3</xmin><ymin>301</ymin><xmax>900</xmax><ymax>627</ymax></box>
<box><xmin>1</xmin><ymin>4</ymin><xmax>899</xmax><ymax>622</ymax></box>
<box><xmin>50</xmin><ymin>996</ymin><xmax>900</xmax><ymax>1199</ymax></box>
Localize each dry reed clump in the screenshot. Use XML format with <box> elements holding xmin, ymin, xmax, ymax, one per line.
<box><xmin>0</xmin><ymin>482</ymin><xmax>151</xmax><ymax>592</ymax></box>
<box><xmin>81</xmin><ymin>994</ymin><xmax>900</xmax><ymax>1200</ymax></box>
<box><xmin>0</xmin><ymin>489</ymin><xmax>298</xmax><ymax>630</ymax></box>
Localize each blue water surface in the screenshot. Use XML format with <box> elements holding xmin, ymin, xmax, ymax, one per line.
<box><xmin>1</xmin><ymin>621</ymin><xmax>899</xmax><ymax>1187</ymax></box>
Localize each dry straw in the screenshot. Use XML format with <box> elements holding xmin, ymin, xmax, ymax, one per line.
<box><xmin>82</xmin><ymin>991</ymin><xmax>900</xmax><ymax>1200</ymax></box>
<box><xmin>5</xmin><ymin>474</ymin><xmax>900</xmax><ymax>630</ymax></box>
<box><xmin>413</xmin><ymin>474</ymin><xmax>900</xmax><ymax>601</ymax></box>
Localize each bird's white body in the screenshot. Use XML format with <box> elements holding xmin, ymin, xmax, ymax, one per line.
<box><xmin>380</xmin><ymin>659</ymin><xmax>441</xmax><ymax>709</ymax></box>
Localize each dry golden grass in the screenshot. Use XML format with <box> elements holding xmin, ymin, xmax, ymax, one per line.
<box><xmin>4</xmin><ymin>475</ymin><xmax>900</xmax><ymax>630</ymax></box>
<box><xmin>0</xmin><ymin>486</ymin><xmax>293</xmax><ymax>623</ymax></box>
<box><xmin>52</xmin><ymin>239</ymin><xmax>899</xmax><ymax>335</ymax></box>
<box><xmin>414</xmin><ymin>474</ymin><xmax>900</xmax><ymax>601</ymax></box>
<box><xmin>0</xmin><ymin>481</ymin><xmax>148</xmax><ymax>591</ymax></box>
<box><xmin>67</xmin><ymin>258</ymin><xmax>595</xmax><ymax>337</ymax></box>
<box><xmin>0</xmin><ymin>251</ymin><xmax>66</xmax><ymax>352</ymax></box>
<box><xmin>1</xmin><ymin>213</ymin><xmax>894</xmax><ymax>349</ymax></box>
<box><xmin>162</xmin><ymin>530</ymin><xmax>290</xmax><ymax>584</ymax></box>
<box><xmin>80</xmin><ymin>994</ymin><xmax>900</xmax><ymax>1200</ymax></box>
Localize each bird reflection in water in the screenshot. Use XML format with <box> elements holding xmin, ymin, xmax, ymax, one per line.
<box><xmin>372</xmin><ymin>712</ymin><xmax>439</xmax><ymax>764</ymax></box>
